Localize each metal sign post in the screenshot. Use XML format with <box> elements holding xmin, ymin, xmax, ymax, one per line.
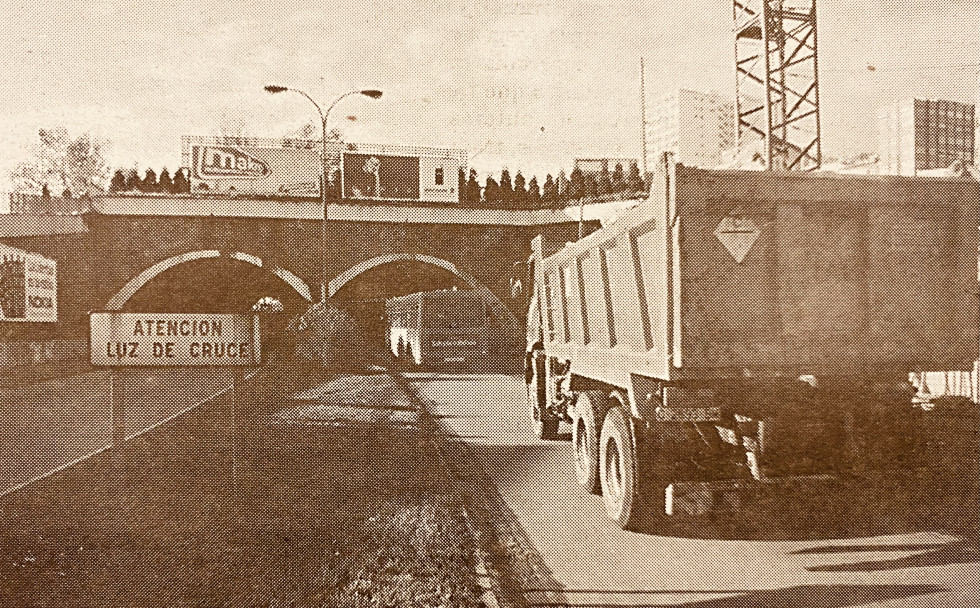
<box><xmin>90</xmin><ymin>313</ymin><xmax>261</xmax><ymax>461</ymax></box>
<box><xmin>110</xmin><ymin>370</ymin><xmax>126</xmax><ymax>448</ymax></box>
<box><xmin>230</xmin><ymin>367</ymin><xmax>246</xmax><ymax>490</ymax></box>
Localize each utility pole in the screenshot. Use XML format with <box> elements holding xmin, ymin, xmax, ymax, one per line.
<box><xmin>640</xmin><ymin>57</ymin><xmax>648</xmax><ymax>176</ymax></box>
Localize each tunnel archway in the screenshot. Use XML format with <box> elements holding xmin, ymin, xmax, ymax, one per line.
<box><xmin>328</xmin><ymin>253</ymin><xmax>519</xmax><ymax>334</ymax></box>
<box><xmin>105</xmin><ymin>250</ymin><xmax>313</xmax><ymax>310</ymax></box>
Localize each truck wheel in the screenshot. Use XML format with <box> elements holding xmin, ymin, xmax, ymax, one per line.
<box><xmin>529</xmin><ymin>350</ymin><xmax>559</xmax><ymax>440</ymax></box>
<box><xmin>573</xmin><ymin>390</ymin><xmax>605</xmax><ymax>494</ymax></box>
<box><xmin>599</xmin><ymin>406</ymin><xmax>640</xmax><ymax>529</ymax></box>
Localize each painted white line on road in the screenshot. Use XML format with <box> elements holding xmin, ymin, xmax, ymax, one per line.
<box><xmin>0</xmin><ymin>445</ymin><xmax>112</xmax><ymax>499</ymax></box>
<box><xmin>1</xmin><ymin>368</ymin><xmax>261</xmax><ymax>499</ymax></box>
<box><xmin>125</xmin><ymin>383</ymin><xmax>232</xmax><ymax>441</ymax></box>
<box><xmin>125</xmin><ymin>368</ymin><xmax>261</xmax><ymax>441</ymax></box>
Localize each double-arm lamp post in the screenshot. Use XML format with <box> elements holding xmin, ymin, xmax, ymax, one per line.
<box><xmin>264</xmin><ymin>85</ymin><xmax>383</xmax><ymax>302</ymax></box>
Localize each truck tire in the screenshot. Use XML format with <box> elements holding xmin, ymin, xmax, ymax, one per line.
<box><xmin>599</xmin><ymin>406</ymin><xmax>641</xmax><ymax>529</ymax></box>
<box><xmin>529</xmin><ymin>350</ymin><xmax>559</xmax><ymax>440</ymax></box>
<box><xmin>573</xmin><ymin>390</ymin><xmax>605</xmax><ymax>494</ymax></box>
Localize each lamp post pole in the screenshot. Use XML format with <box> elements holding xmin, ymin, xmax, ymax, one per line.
<box><xmin>264</xmin><ymin>85</ymin><xmax>382</xmax><ymax>303</ymax></box>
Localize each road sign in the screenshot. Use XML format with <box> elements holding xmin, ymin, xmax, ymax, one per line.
<box><xmin>90</xmin><ymin>312</ymin><xmax>261</xmax><ymax>367</ymax></box>
<box><xmin>714</xmin><ymin>211</ymin><xmax>761</xmax><ymax>263</ymax></box>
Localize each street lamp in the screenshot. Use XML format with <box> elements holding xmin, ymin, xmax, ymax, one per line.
<box><xmin>264</xmin><ymin>85</ymin><xmax>383</xmax><ymax>302</ymax></box>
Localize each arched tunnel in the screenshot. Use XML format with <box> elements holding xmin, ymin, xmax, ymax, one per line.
<box><xmin>113</xmin><ymin>253</ymin><xmax>522</xmax><ymax>367</ymax></box>
<box><xmin>327</xmin><ymin>257</ymin><xmax>521</xmax><ymax>366</ymax></box>
<box><xmin>118</xmin><ymin>256</ymin><xmax>312</xmax><ymax>359</ymax></box>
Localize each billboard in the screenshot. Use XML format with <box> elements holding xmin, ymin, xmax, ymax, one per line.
<box><xmin>183</xmin><ymin>136</ymin><xmax>323</xmax><ymax>196</ymax></box>
<box><xmin>343</xmin><ymin>153</ymin><xmax>420</xmax><ymax>200</ymax></box>
<box><xmin>181</xmin><ymin>136</ymin><xmax>466</xmax><ymax>203</ymax></box>
<box><xmin>341</xmin><ymin>147</ymin><xmax>464</xmax><ymax>204</ymax></box>
<box><xmin>0</xmin><ymin>243</ymin><xmax>57</xmax><ymax>323</ymax></box>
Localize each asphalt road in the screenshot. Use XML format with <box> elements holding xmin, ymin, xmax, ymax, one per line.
<box><xmin>404</xmin><ymin>371</ymin><xmax>980</xmax><ymax>608</ymax></box>
<box><xmin>0</xmin><ymin>368</ymin><xmax>233</xmax><ymax>495</ymax></box>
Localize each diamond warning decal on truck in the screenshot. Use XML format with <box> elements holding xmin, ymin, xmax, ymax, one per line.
<box><xmin>714</xmin><ymin>209</ymin><xmax>761</xmax><ymax>263</ymax></box>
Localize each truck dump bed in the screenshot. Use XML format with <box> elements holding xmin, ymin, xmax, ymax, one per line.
<box><xmin>535</xmin><ymin>163</ymin><xmax>979</xmax><ymax>384</ymax></box>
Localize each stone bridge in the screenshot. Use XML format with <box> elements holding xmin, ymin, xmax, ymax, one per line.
<box><xmin>0</xmin><ymin>195</ymin><xmax>638</xmax><ymax>347</ymax></box>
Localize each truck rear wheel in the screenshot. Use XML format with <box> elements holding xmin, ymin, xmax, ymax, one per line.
<box><xmin>573</xmin><ymin>390</ymin><xmax>605</xmax><ymax>494</ymax></box>
<box><xmin>528</xmin><ymin>350</ymin><xmax>559</xmax><ymax>440</ymax></box>
<box><xmin>599</xmin><ymin>406</ymin><xmax>640</xmax><ymax>529</ymax></box>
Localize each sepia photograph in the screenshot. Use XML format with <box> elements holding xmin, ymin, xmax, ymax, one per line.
<box><xmin>0</xmin><ymin>1</ymin><xmax>977</xmax><ymax>606</ymax></box>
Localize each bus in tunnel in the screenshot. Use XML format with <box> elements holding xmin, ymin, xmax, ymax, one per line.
<box><xmin>385</xmin><ymin>289</ymin><xmax>489</xmax><ymax>366</ymax></box>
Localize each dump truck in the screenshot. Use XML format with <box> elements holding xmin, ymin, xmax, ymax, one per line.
<box><xmin>524</xmin><ymin>158</ymin><xmax>979</xmax><ymax>529</ymax></box>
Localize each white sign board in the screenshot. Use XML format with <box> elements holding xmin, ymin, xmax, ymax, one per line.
<box><xmin>90</xmin><ymin>313</ymin><xmax>261</xmax><ymax>367</ymax></box>
<box><xmin>0</xmin><ymin>243</ymin><xmax>57</xmax><ymax>322</ymax></box>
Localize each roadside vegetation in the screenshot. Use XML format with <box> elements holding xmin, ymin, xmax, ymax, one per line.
<box><xmin>0</xmin><ymin>360</ymin><xmax>484</xmax><ymax>607</ymax></box>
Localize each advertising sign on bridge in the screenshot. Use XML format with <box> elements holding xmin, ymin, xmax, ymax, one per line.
<box><xmin>181</xmin><ymin>135</ymin><xmax>466</xmax><ymax>203</ymax></box>
<box><xmin>0</xmin><ymin>243</ymin><xmax>57</xmax><ymax>323</ymax></box>
<box><xmin>90</xmin><ymin>313</ymin><xmax>261</xmax><ymax>367</ymax></box>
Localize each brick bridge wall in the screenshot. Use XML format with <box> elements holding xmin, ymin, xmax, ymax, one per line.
<box><xmin>1</xmin><ymin>214</ymin><xmax>590</xmax><ymax>345</ymax></box>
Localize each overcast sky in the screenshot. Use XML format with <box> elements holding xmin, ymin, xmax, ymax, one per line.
<box><xmin>0</xmin><ymin>0</ymin><xmax>977</xmax><ymax>190</ymax></box>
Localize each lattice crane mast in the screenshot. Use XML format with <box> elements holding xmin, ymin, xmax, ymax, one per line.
<box><xmin>734</xmin><ymin>0</ymin><xmax>822</xmax><ymax>170</ymax></box>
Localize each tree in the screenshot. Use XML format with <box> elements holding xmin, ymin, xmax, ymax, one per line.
<box><xmin>584</xmin><ymin>173</ymin><xmax>598</xmax><ymax>199</ymax></box>
<box><xmin>466</xmin><ymin>169</ymin><xmax>481</xmax><ymax>206</ymax></box>
<box><xmin>527</xmin><ymin>176</ymin><xmax>541</xmax><ymax>208</ymax></box>
<box><xmin>8</xmin><ymin>128</ymin><xmax>111</xmax><ymax>194</ymax></box>
<box><xmin>124</xmin><ymin>169</ymin><xmax>140</xmax><ymax>191</ymax></box>
<box><xmin>611</xmin><ymin>163</ymin><xmax>626</xmax><ymax>193</ymax></box>
<box><xmin>542</xmin><ymin>174</ymin><xmax>557</xmax><ymax>205</ymax></box>
<box><xmin>109</xmin><ymin>170</ymin><xmax>127</xmax><ymax>193</ymax></box>
<box><xmin>141</xmin><ymin>168</ymin><xmax>158</xmax><ymax>193</ymax></box>
<box><xmin>513</xmin><ymin>171</ymin><xmax>527</xmax><ymax>208</ymax></box>
<box><xmin>557</xmin><ymin>170</ymin><xmax>570</xmax><ymax>204</ymax></box>
<box><xmin>483</xmin><ymin>176</ymin><xmax>500</xmax><ymax>207</ymax></box>
<box><xmin>158</xmin><ymin>168</ymin><xmax>174</xmax><ymax>194</ymax></box>
<box><xmin>173</xmin><ymin>168</ymin><xmax>191</xmax><ymax>193</ymax></box>
<box><xmin>626</xmin><ymin>161</ymin><xmax>645</xmax><ymax>193</ymax></box>
<box><xmin>598</xmin><ymin>165</ymin><xmax>613</xmax><ymax>196</ymax></box>
<box><xmin>499</xmin><ymin>169</ymin><xmax>514</xmax><ymax>208</ymax></box>
<box><xmin>458</xmin><ymin>168</ymin><xmax>466</xmax><ymax>205</ymax></box>
<box><xmin>569</xmin><ymin>167</ymin><xmax>585</xmax><ymax>200</ymax></box>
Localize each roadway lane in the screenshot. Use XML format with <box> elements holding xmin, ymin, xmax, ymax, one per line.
<box><xmin>405</xmin><ymin>371</ymin><xmax>980</xmax><ymax>608</ymax></box>
<box><xmin>0</xmin><ymin>368</ymin><xmax>234</xmax><ymax>495</ymax></box>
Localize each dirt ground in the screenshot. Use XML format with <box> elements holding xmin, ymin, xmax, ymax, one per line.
<box><xmin>0</xmin><ymin>362</ymin><xmax>485</xmax><ymax>607</ymax></box>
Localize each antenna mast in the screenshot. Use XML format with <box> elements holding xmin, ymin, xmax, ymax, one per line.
<box><xmin>733</xmin><ymin>0</ymin><xmax>822</xmax><ymax>170</ymax></box>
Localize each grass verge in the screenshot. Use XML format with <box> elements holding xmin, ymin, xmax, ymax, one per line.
<box><xmin>0</xmin><ymin>360</ymin><xmax>484</xmax><ymax>607</ymax></box>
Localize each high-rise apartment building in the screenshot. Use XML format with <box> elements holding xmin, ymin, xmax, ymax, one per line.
<box><xmin>645</xmin><ymin>89</ymin><xmax>735</xmax><ymax>169</ymax></box>
<box><xmin>877</xmin><ymin>98</ymin><xmax>975</xmax><ymax>175</ymax></box>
